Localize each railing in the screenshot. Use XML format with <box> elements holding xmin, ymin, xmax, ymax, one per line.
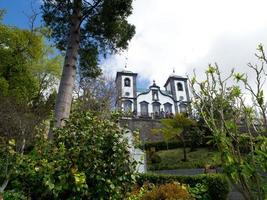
<box><xmin>121</xmin><ymin>111</ymin><xmax>174</xmax><ymax>119</ymax></box>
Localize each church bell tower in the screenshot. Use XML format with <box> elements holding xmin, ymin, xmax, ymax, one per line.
<box><xmin>115</xmin><ymin>70</ymin><xmax>137</xmax><ymax>113</ymax></box>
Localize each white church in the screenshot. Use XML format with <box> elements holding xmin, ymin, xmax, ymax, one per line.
<box><xmin>115</xmin><ymin>69</ymin><xmax>190</xmax><ymax>118</ymax></box>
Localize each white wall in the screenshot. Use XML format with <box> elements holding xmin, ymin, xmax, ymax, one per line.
<box><xmin>124</xmin><ymin>130</ymin><xmax>146</xmax><ymax>173</ymax></box>
<box><xmin>137</xmin><ymin>89</ymin><xmax>175</xmax><ymax>114</ymax></box>
<box><xmin>121</xmin><ymin>75</ymin><xmax>134</xmax><ymax>98</ymax></box>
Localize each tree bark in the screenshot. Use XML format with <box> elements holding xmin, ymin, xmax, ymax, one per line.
<box><xmin>49</xmin><ymin>0</ymin><xmax>82</xmax><ymax>140</ymax></box>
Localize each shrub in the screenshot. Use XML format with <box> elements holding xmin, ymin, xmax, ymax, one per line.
<box><xmin>7</xmin><ymin>112</ymin><xmax>137</xmax><ymax>199</ymax></box>
<box><xmin>137</xmin><ymin>173</ymin><xmax>230</xmax><ymax>200</ymax></box>
<box><xmin>142</xmin><ymin>182</ymin><xmax>191</xmax><ymax>200</ymax></box>
<box><xmin>189</xmin><ymin>183</ymin><xmax>211</xmax><ymax>200</ymax></box>
<box><xmin>2</xmin><ymin>190</ymin><xmax>27</xmax><ymax>200</ymax></box>
<box><xmin>128</xmin><ymin>182</ymin><xmax>192</xmax><ymax>200</ymax></box>
<box><xmin>144</xmin><ymin>140</ymin><xmax>210</xmax><ymax>151</ymax></box>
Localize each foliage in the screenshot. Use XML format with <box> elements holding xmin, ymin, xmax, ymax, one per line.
<box><xmin>0</xmin><ymin>19</ymin><xmax>61</xmax><ymax>117</ymax></box>
<box><xmin>0</xmin><ymin>17</ymin><xmax>62</xmax><ymax>194</ymax></box>
<box><xmin>154</xmin><ymin>114</ymin><xmax>198</xmax><ymax>162</ymax></box>
<box><xmin>41</xmin><ymin>0</ymin><xmax>136</xmax><ymax>129</ymax></box>
<box><xmin>0</xmin><ymin>24</ymin><xmax>40</xmax><ymax>102</ymax></box>
<box><xmin>142</xmin><ymin>182</ymin><xmax>191</xmax><ymax>200</ymax></box>
<box><xmin>143</xmin><ymin>140</ymin><xmax>210</xmax><ymax>151</ymax></box>
<box><xmin>147</xmin><ymin>148</ymin><xmax>221</xmax><ymax>170</ymax></box>
<box><xmin>5</xmin><ymin>111</ymin><xmax>137</xmax><ymax>199</ymax></box>
<box><xmin>2</xmin><ymin>190</ymin><xmax>28</xmax><ymax>200</ymax></box>
<box><xmin>127</xmin><ymin>184</ymin><xmax>149</xmax><ymax>200</ymax></box>
<box><xmin>137</xmin><ymin>173</ymin><xmax>230</xmax><ymax>200</ymax></box>
<box><xmin>190</xmin><ymin>46</ymin><xmax>267</xmax><ymax>200</ymax></box>
<box><xmin>128</xmin><ymin>182</ymin><xmax>191</xmax><ymax>200</ymax></box>
<box><xmin>189</xmin><ymin>183</ymin><xmax>211</xmax><ymax>200</ymax></box>
<box><xmin>74</xmin><ymin>75</ymin><xmax>116</xmax><ymax>118</ymax></box>
<box><xmin>41</xmin><ymin>0</ymin><xmax>135</xmax><ymax>78</ymax></box>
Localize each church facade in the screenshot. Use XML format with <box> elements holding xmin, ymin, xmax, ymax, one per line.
<box><xmin>115</xmin><ymin>70</ymin><xmax>190</xmax><ymax>118</ymax></box>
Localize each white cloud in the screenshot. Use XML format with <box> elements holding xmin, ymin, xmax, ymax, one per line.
<box><xmin>101</xmin><ymin>0</ymin><xmax>267</xmax><ymax>88</ymax></box>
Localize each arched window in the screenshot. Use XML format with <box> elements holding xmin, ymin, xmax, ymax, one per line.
<box><xmin>177</xmin><ymin>82</ymin><xmax>183</xmax><ymax>91</ymax></box>
<box><xmin>152</xmin><ymin>102</ymin><xmax>161</xmax><ymax>116</ymax></box>
<box><xmin>140</xmin><ymin>101</ymin><xmax>149</xmax><ymax>116</ymax></box>
<box><xmin>164</xmin><ymin>102</ymin><xmax>172</xmax><ymax>113</ymax></box>
<box><xmin>124</xmin><ymin>78</ymin><xmax>131</xmax><ymax>87</ymax></box>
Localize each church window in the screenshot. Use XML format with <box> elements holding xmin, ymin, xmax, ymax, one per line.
<box><xmin>140</xmin><ymin>101</ymin><xmax>149</xmax><ymax>116</ymax></box>
<box><xmin>124</xmin><ymin>78</ymin><xmax>131</xmax><ymax>87</ymax></box>
<box><xmin>177</xmin><ymin>82</ymin><xmax>183</xmax><ymax>91</ymax></box>
<box><xmin>152</xmin><ymin>102</ymin><xmax>161</xmax><ymax>116</ymax></box>
<box><xmin>164</xmin><ymin>102</ymin><xmax>172</xmax><ymax>113</ymax></box>
<box><xmin>179</xmin><ymin>96</ymin><xmax>184</xmax><ymax>100</ymax></box>
<box><xmin>125</xmin><ymin>92</ymin><xmax>130</xmax><ymax>96</ymax></box>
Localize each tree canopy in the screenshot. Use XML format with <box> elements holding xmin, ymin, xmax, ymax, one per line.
<box><xmin>41</xmin><ymin>0</ymin><xmax>135</xmax><ymax>129</ymax></box>
<box><xmin>41</xmin><ymin>0</ymin><xmax>135</xmax><ymax>78</ymax></box>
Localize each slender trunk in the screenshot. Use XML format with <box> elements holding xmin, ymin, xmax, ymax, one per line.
<box><xmin>182</xmin><ymin>139</ymin><xmax>187</xmax><ymax>161</ymax></box>
<box><xmin>49</xmin><ymin>0</ymin><xmax>82</xmax><ymax>140</ymax></box>
<box><xmin>178</xmin><ymin>133</ymin><xmax>187</xmax><ymax>161</ymax></box>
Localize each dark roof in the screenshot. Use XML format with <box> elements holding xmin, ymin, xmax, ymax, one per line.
<box><xmin>115</xmin><ymin>70</ymin><xmax>138</xmax><ymax>80</ymax></box>
<box><xmin>164</xmin><ymin>74</ymin><xmax>187</xmax><ymax>87</ymax></box>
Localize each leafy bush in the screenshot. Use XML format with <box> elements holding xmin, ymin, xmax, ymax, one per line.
<box><xmin>128</xmin><ymin>182</ymin><xmax>191</xmax><ymax>200</ymax></box>
<box><xmin>189</xmin><ymin>183</ymin><xmax>211</xmax><ymax>200</ymax></box>
<box><xmin>137</xmin><ymin>173</ymin><xmax>230</xmax><ymax>200</ymax></box>
<box><xmin>142</xmin><ymin>182</ymin><xmax>191</xmax><ymax>200</ymax></box>
<box><xmin>2</xmin><ymin>190</ymin><xmax>27</xmax><ymax>200</ymax></box>
<box><xmin>7</xmin><ymin>112</ymin><xmax>137</xmax><ymax>199</ymax></box>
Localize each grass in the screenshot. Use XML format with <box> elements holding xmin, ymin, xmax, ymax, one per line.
<box><xmin>147</xmin><ymin>148</ymin><xmax>221</xmax><ymax>170</ymax></box>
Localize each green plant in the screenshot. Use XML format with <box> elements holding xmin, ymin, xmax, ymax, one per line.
<box><xmin>2</xmin><ymin>190</ymin><xmax>28</xmax><ymax>200</ymax></box>
<box><xmin>189</xmin><ymin>183</ymin><xmax>211</xmax><ymax>200</ymax></box>
<box><xmin>137</xmin><ymin>173</ymin><xmax>230</xmax><ymax>200</ymax></box>
<box><xmin>128</xmin><ymin>182</ymin><xmax>192</xmax><ymax>200</ymax></box>
<box><xmin>127</xmin><ymin>184</ymin><xmax>149</xmax><ymax>200</ymax></box>
<box><xmin>153</xmin><ymin>114</ymin><xmax>198</xmax><ymax>162</ymax></box>
<box><xmin>143</xmin><ymin>182</ymin><xmax>191</xmax><ymax>200</ymax></box>
<box><xmin>7</xmin><ymin>111</ymin><xmax>137</xmax><ymax>199</ymax></box>
<box><xmin>190</xmin><ymin>46</ymin><xmax>267</xmax><ymax>199</ymax></box>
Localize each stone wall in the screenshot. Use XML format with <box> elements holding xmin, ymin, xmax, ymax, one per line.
<box><xmin>119</xmin><ymin>118</ymin><xmax>164</xmax><ymax>142</ymax></box>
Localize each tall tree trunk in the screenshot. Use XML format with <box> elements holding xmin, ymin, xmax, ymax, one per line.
<box><xmin>48</xmin><ymin>0</ymin><xmax>82</xmax><ymax>140</ymax></box>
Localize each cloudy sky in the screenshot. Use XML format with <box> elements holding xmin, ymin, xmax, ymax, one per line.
<box><xmin>1</xmin><ymin>0</ymin><xmax>267</xmax><ymax>90</ymax></box>
<box><xmin>101</xmin><ymin>0</ymin><xmax>267</xmax><ymax>89</ymax></box>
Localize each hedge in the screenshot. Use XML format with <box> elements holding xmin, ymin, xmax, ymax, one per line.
<box><xmin>143</xmin><ymin>140</ymin><xmax>211</xmax><ymax>151</ymax></box>
<box><xmin>136</xmin><ymin>173</ymin><xmax>230</xmax><ymax>200</ymax></box>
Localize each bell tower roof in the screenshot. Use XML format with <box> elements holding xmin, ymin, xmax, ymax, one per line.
<box><xmin>164</xmin><ymin>74</ymin><xmax>187</xmax><ymax>87</ymax></box>
<box><xmin>115</xmin><ymin>70</ymin><xmax>138</xmax><ymax>81</ymax></box>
